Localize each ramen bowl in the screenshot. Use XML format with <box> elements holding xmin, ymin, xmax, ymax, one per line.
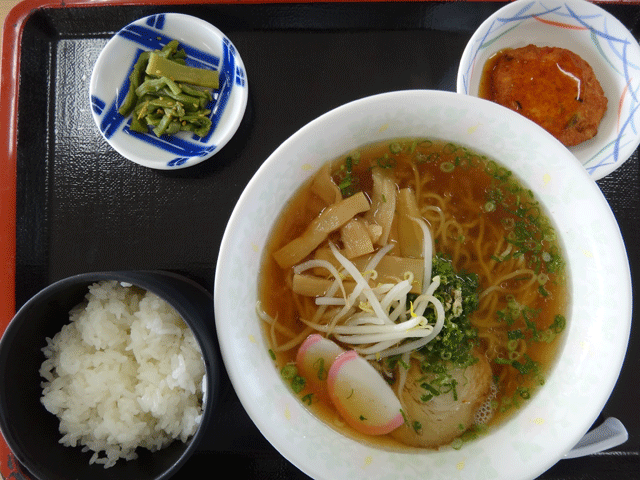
<box><xmin>456</xmin><ymin>0</ymin><xmax>640</xmax><ymax>180</ymax></box>
<box><xmin>90</xmin><ymin>13</ymin><xmax>248</xmax><ymax>169</ymax></box>
<box><xmin>0</xmin><ymin>271</ymin><xmax>221</xmax><ymax>480</ymax></box>
<box><xmin>214</xmin><ymin>90</ymin><xmax>631</xmax><ymax>480</ymax></box>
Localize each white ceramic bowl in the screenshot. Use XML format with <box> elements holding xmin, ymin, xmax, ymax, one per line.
<box><xmin>90</xmin><ymin>13</ymin><xmax>248</xmax><ymax>169</ymax></box>
<box><xmin>214</xmin><ymin>90</ymin><xmax>632</xmax><ymax>480</ymax></box>
<box><xmin>457</xmin><ymin>0</ymin><xmax>640</xmax><ymax>180</ymax></box>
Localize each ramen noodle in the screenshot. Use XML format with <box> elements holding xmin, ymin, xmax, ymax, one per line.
<box><xmin>258</xmin><ymin>138</ymin><xmax>568</xmax><ymax>450</ymax></box>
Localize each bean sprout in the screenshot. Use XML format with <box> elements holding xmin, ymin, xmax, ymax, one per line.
<box><xmin>296</xmin><ymin>239</ymin><xmax>445</xmax><ymax>360</ymax></box>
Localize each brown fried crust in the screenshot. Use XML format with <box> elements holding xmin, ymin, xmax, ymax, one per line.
<box><xmin>485</xmin><ymin>45</ymin><xmax>607</xmax><ymax>147</ymax></box>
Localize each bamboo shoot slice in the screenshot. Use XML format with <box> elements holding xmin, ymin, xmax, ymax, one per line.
<box><xmin>365</xmin><ymin>168</ymin><xmax>396</xmax><ymax>246</ymax></box>
<box><xmin>312</xmin><ymin>249</ymin><xmax>424</xmax><ymax>294</ymax></box>
<box><xmin>273</xmin><ymin>192</ymin><xmax>370</xmax><ymax>268</ymax></box>
<box><xmin>341</xmin><ymin>218</ymin><xmax>375</xmax><ymax>259</ymax></box>
<box><xmin>397</xmin><ymin>188</ymin><xmax>424</xmax><ymax>258</ymax></box>
<box><xmin>292</xmin><ymin>274</ymin><xmax>356</xmax><ymax>297</ymax></box>
<box><xmin>311</xmin><ymin>163</ymin><xmax>342</xmax><ymax>205</ymax></box>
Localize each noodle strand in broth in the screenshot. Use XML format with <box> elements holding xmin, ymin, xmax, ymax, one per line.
<box><xmin>259</xmin><ymin>138</ymin><xmax>568</xmax><ymax>450</ymax></box>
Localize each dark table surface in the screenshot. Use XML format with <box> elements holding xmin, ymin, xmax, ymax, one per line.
<box><xmin>6</xmin><ymin>1</ymin><xmax>640</xmax><ymax>478</ymax></box>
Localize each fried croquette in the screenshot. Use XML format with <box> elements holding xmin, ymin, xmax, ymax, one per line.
<box><xmin>481</xmin><ymin>45</ymin><xmax>607</xmax><ymax>147</ymax></box>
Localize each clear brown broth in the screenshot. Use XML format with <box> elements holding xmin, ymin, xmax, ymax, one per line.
<box><xmin>259</xmin><ymin>138</ymin><xmax>568</xmax><ymax>450</ymax></box>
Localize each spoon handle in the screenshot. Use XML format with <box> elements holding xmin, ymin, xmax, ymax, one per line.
<box><xmin>564</xmin><ymin>417</ymin><xmax>628</xmax><ymax>459</ymax></box>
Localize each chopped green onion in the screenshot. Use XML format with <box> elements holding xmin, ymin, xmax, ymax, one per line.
<box><xmin>281</xmin><ymin>364</ymin><xmax>297</xmax><ymax>380</ymax></box>
<box><xmin>440</xmin><ymin>162</ymin><xmax>455</xmax><ymax>172</ymax></box>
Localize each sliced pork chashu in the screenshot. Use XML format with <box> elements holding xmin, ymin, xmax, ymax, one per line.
<box><xmin>391</xmin><ymin>354</ymin><xmax>492</xmax><ymax>448</ymax></box>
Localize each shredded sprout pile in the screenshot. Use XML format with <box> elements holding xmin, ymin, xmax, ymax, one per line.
<box><xmin>288</xmin><ymin>217</ymin><xmax>446</xmax><ymax>360</ymax></box>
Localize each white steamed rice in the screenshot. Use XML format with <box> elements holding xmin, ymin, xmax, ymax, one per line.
<box><xmin>39</xmin><ymin>280</ymin><xmax>206</xmax><ymax>468</ymax></box>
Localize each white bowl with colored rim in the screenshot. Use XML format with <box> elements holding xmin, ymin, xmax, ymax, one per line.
<box><xmin>90</xmin><ymin>13</ymin><xmax>248</xmax><ymax>169</ymax></box>
<box><xmin>457</xmin><ymin>0</ymin><xmax>640</xmax><ymax>180</ymax></box>
<box><xmin>214</xmin><ymin>89</ymin><xmax>632</xmax><ymax>480</ymax></box>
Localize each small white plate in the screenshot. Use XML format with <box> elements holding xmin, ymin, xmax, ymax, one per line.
<box><xmin>90</xmin><ymin>13</ymin><xmax>248</xmax><ymax>169</ymax></box>
<box><xmin>457</xmin><ymin>0</ymin><xmax>640</xmax><ymax>180</ymax></box>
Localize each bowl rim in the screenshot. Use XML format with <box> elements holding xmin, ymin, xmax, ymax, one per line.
<box><xmin>214</xmin><ymin>89</ymin><xmax>632</xmax><ymax>480</ymax></box>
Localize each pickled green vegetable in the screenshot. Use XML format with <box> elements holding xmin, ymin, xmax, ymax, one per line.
<box><xmin>117</xmin><ymin>40</ymin><xmax>217</xmax><ymax>138</ymax></box>
<box><xmin>146</xmin><ymin>52</ymin><xmax>219</xmax><ymax>89</ymax></box>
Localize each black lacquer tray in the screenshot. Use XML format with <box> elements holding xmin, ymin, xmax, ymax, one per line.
<box><xmin>2</xmin><ymin>1</ymin><xmax>638</xmax><ymax>478</ymax></box>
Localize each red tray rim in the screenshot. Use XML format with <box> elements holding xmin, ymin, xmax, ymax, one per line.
<box><xmin>0</xmin><ymin>0</ymin><xmax>635</xmax><ymax>477</ymax></box>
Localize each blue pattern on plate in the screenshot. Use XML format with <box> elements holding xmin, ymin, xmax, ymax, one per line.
<box><xmin>203</xmin><ymin>38</ymin><xmax>235</xmax><ymax>143</ymax></box>
<box><xmin>92</xmin><ymin>13</ymin><xmax>245</xmax><ymax>167</ymax></box>
<box><xmin>97</xmin><ymin>100</ymin><xmax>127</xmax><ymax>139</ymax></box>
<box><xmin>146</xmin><ymin>13</ymin><xmax>165</xmax><ymax>30</ymax></box>
<box><xmin>90</xmin><ymin>96</ymin><xmax>106</xmax><ymax>115</ymax></box>
<box><xmin>123</xmin><ymin>124</ymin><xmax>217</xmax><ymax>156</ymax></box>
<box><xmin>461</xmin><ymin>1</ymin><xmax>640</xmax><ymax>177</ymax></box>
